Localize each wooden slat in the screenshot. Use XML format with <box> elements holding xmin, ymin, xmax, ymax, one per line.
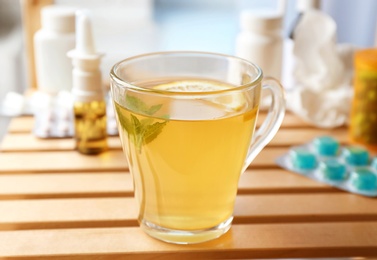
<box><xmin>0</xmin><ymin>222</ymin><xmax>376</xmax><ymax>259</ymax></box>
<box><xmin>233</xmin><ymin>193</ymin><xmax>377</xmax><ymax>223</ymax></box>
<box><xmin>252</xmin><ymin>147</ymin><xmax>289</xmax><ymax>167</ymax></box>
<box><xmin>0</xmin><ymin>172</ymin><xmax>133</xmax><ymax>199</ymax></box>
<box><xmin>0</xmin><ymin>150</ymin><xmax>128</xmax><ymax>173</ymax></box>
<box><xmin>0</xmin><ymin>198</ymin><xmax>138</xmax><ymax>230</ymax></box>
<box><xmin>237</xmin><ymin>169</ymin><xmax>333</xmax><ymax>194</ymax></box>
<box><xmin>6</xmin><ymin>116</ymin><xmax>34</xmax><ymax>133</ymax></box>
<box><xmin>0</xmin><ymin>170</ymin><xmax>333</xmax><ymax>200</ymax></box>
<box><xmin>261</xmin><ymin>111</ymin><xmax>311</xmax><ymax>128</ymax></box>
<box><xmin>1</xmin><ymin>193</ymin><xmax>376</xmax><ymax>231</ymax></box>
<box><xmin>270</xmin><ymin>127</ymin><xmax>347</xmax><ymax>146</ymax></box>
<box><xmin>0</xmin><ymin>135</ymin><xmax>121</xmax><ymax>152</ymax></box>
<box><xmin>0</xmin><ymin>128</ymin><xmax>347</xmax><ymax>152</ymax></box>
<box><xmin>6</xmin><ymin>112</ymin><xmax>312</xmax><ymax>135</ymax></box>
<box><xmin>0</xmin><ymin>147</ymin><xmax>287</xmax><ymax>173</ymax></box>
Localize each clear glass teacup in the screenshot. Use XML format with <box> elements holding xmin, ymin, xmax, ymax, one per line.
<box><xmin>110</xmin><ymin>51</ymin><xmax>285</xmax><ymax>244</ymax></box>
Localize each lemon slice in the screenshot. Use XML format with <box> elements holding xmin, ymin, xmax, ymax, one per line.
<box><xmin>154</xmin><ymin>80</ymin><xmax>246</xmax><ymax>111</ymax></box>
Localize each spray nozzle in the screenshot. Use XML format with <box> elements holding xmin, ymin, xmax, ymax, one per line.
<box><xmin>76</xmin><ymin>10</ymin><xmax>96</xmax><ymax>55</ymax></box>
<box><xmin>68</xmin><ymin>10</ymin><xmax>102</xmax><ymax>61</ymax></box>
<box><xmin>67</xmin><ymin>10</ymin><xmax>104</xmax><ymax>102</ymax></box>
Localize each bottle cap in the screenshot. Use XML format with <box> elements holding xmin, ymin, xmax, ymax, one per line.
<box><xmin>41</xmin><ymin>5</ymin><xmax>76</xmax><ymax>33</ymax></box>
<box><xmin>67</xmin><ymin>10</ymin><xmax>104</xmax><ymax>102</ymax></box>
<box><xmin>296</xmin><ymin>0</ymin><xmax>320</xmax><ymax>12</ymax></box>
<box><xmin>355</xmin><ymin>49</ymin><xmax>377</xmax><ymax>71</ymax></box>
<box><xmin>240</xmin><ymin>10</ymin><xmax>282</xmax><ymax>33</ymax></box>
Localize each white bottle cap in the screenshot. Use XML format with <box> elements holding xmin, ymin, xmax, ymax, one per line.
<box><xmin>296</xmin><ymin>0</ymin><xmax>320</xmax><ymax>12</ymax></box>
<box><xmin>240</xmin><ymin>10</ymin><xmax>283</xmax><ymax>33</ymax></box>
<box><xmin>68</xmin><ymin>10</ymin><xmax>104</xmax><ymax>102</ymax></box>
<box><xmin>41</xmin><ymin>5</ymin><xmax>76</xmax><ymax>33</ymax></box>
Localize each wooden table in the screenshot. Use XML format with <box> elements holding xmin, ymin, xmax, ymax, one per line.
<box><xmin>0</xmin><ymin>112</ymin><xmax>376</xmax><ymax>259</ymax></box>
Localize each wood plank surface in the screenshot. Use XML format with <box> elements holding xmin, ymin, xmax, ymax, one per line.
<box><xmin>1</xmin><ymin>193</ymin><xmax>376</xmax><ymax>231</ymax></box>
<box><xmin>0</xmin><ymin>128</ymin><xmax>347</xmax><ymax>152</ymax></box>
<box><xmin>6</xmin><ymin>113</ymin><xmax>313</xmax><ymax>134</ymax></box>
<box><xmin>0</xmin><ymin>148</ymin><xmax>287</xmax><ymax>173</ymax></box>
<box><xmin>1</xmin><ymin>110</ymin><xmax>376</xmax><ymax>259</ymax></box>
<box><xmin>0</xmin><ymin>134</ymin><xmax>121</xmax><ymax>152</ymax></box>
<box><xmin>1</xmin><ymin>222</ymin><xmax>376</xmax><ymax>259</ymax></box>
<box><xmin>6</xmin><ymin>116</ymin><xmax>34</xmax><ymax>133</ymax></box>
<box><xmin>0</xmin><ymin>172</ymin><xmax>133</xmax><ymax>199</ymax></box>
<box><xmin>0</xmin><ymin>150</ymin><xmax>128</xmax><ymax>173</ymax></box>
<box><xmin>0</xmin><ymin>170</ymin><xmax>333</xmax><ymax>200</ymax></box>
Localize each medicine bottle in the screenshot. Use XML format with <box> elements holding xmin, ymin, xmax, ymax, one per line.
<box><xmin>34</xmin><ymin>6</ymin><xmax>76</xmax><ymax>94</ymax></box>
<box><xmin>235</xmin><ymin>10</ymin><xmax>283</xmax><ymax>80</ymax></box>
<box><xmin>350</xmin><ymin>49</ymin><xmax>377</xmax><ymax>151</ymax></box>
<box><xmin>68</xmin><ymin>11</ymin><xmax>108</xmax><ymax>155</ymax></box>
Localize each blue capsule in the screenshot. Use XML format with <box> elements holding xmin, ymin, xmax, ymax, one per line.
<box><xmin>342</xmin><ymin>146</ymin><xmax>369</xmax><ymax>166</ymax></box>
<box><xmin>290</xmin><ymin>148</ymin><xmax>317</xmax><ymax>170</ymax></box>
<box><xmin>319</xmin><ymin>159</ymin><xmax>347</xmax><ymax>181</ymax></box>
<box><xmin>313</xmin><ymin>136</ymin><xmax>339</xmax><ymax>156</ymax></box>
<box><xmin>371</xmin><ymin>157</ymin><xmax>377</xmax><ymax>170</ymax></box>
<box><xmin>350</xmin><ymin>169</ymin><xmax>377</xmax><ymax>191</ymax></box>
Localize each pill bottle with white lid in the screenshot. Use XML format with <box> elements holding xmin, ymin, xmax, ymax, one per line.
<box><xmin>350</xmin><ymin>48</ymin><xmax>377</xmax><ymax>152</ymax></box>
<box><xmin>235</xmin><ymin>10</ymin><xmax>283</xmax><ymax>80</ymax></box>
<box><xmin>34</xmin><ymin>5</ymin><xmax>76</xmax><ymax>94</ymax></box>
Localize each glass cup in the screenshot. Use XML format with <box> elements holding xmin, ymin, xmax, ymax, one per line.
<box><xmin>110</xmin><ymin>51</ymin><xmax>285</xmax><ymax>244</ymax></box>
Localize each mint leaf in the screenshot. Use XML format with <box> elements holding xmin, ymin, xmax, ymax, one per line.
<box><xmin>148</xmin><ymin>104</ymin><xmax>163</xmax><ymax>115</ymax></box>
<box><xmin>161</xmin><ymin>114</ymin><xmax>170</xmax><ymax>120</ymax></box>
<box><xmin>144</xmin><ymin>121</ymin><xmax>168</xmax><ymax>144</ymax></box>
<box><xmin>119</xmin><ymin>95</ymin><xmax>169</xmax><ymax>152</ymax></box>
<box><xmin>140</xmin><ymin>118</ymin><xmax>154</xmax><ymax>126</ymax></box>
<box><xmin>115</xmin><ymin>105</ymin><xmax>132</xmax><ymax>134</ymax></box>
<box><xmin>130</xmin><ymin>114</ymin><xmax>142</xmax><ymax>134</ymax></box>
<box><xmin>126</xmin><ymin>95</ymin><xmax>162</xmax><ymax>116</ymax></box>
<box><xmin>126</xmin><ymin>95</ymin><xmax>150</xmax><ymax>114</ymax></box>
<box><xmin>130</xmin><ymin>114</ymin><xmax>144</xmax><ymax>151</ymax></box>
<box><xmin>126</xmin><ymin>95</ymin><xmax>163</xmax><ymax>116</ymax></box>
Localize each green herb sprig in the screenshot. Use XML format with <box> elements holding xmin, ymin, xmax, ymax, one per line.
<box><xmin>116</xmin><ymin>95</ymin><xmax>168</xmax><ymax>152</ymax></box>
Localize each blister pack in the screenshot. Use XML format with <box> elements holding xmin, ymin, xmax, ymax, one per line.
<box><xmin>276</xmin><ymin>136</ymin><xmax>377</xmax><ymax>197</ymax></box>
<box><xmin>33</xmin><ymin>92</ymin><xmax>118</xmax><ymax>138</ymax></box>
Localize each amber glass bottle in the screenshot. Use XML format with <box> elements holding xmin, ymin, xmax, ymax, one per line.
<box><xmin>350</xmin><ymin>49</ymin><xmax>377</xmax><ymax>151</ymax></box>
<box><xmin>74</xmin><ymin>100</ymin><xmax>107</xmax><ymax>154</ymax></box>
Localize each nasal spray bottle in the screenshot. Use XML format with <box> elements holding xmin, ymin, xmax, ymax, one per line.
<box><xmin>68</xmin><ymin>11</ymin><xmax>107</xmax><ymax>155</ymax></box>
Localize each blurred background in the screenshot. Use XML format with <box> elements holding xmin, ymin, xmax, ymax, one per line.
<box><xmin>0</xmin><ymin>0</ymin><xmax>377</xmax><ymax>139</ymax></box>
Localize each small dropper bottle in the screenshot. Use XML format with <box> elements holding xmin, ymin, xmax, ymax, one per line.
<box><xmin>68</xmin><ymin>11</ymin><xmax>107</xmax><ymax>155</ymax></box>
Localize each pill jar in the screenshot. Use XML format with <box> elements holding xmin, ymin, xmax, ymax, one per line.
<box><xmin>235</xmin><ymin>10</ymin><xmax>283</xmax><ymax>80</ymax></box>
<box><xmin>350</xmin><ymin>49</ymin><xmax>377</xmax><ymax>151</ymax></box>
<box><xmin>34</xmin><ymin>5</ymin><xmax>76</xmax><ymax>94</ymax></box>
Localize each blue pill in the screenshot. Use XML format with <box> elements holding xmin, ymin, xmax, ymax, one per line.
<box><xmin>371</xmin><ymin>157</ymin><xmax>377</xmax><ymax>170</ymax></box>
<box><xmin>313</xmin><ymin>136</ymin><xmax>339</xmax><ymax>156</ymax></box>
<box><xmin>350</xmin><ymin>169</ymin><xmax>377</xmax><ymax>191</ymax></box>
<box><xmin>319</xmin><ymin>159</ymin><xmax>347</xmax><ymax>181</ymax></box>
<box><xmin>290</xmin><ymin>148</ymin><xmax>317</xmax><ymax>170</ymax></box>
<box><xmin>342</xmin><ymin>146</ymin><xmax>369</xmax><ymax>166</ymax></box>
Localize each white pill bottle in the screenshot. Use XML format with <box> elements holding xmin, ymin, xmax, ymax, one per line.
<box><xmin>34</xmin><ymin>6</ymin><xmax>76</xmax><ymax>94</ymax></box>
<box><xmin>235</xmin><ymin>10</ymin><xmax>283</xmax><ymax>80</ymax></box>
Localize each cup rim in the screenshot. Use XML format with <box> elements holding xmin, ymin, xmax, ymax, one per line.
<box><xmin>110</xmin><ymin>51</ymin><xmax>263</xmax><ymax>96</ymax></box>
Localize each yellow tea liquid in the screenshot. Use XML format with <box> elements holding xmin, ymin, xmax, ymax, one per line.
<box><xmin>114</xmin><ymin>79</ymin><xmax>258</xmax><ymax>231</ymax></box>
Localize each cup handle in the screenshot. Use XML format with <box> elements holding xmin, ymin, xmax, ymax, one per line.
<box><xmin>242</xmin><ymin>77</ymin><xmax>286</xmax><ymax>172</ymax></box>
